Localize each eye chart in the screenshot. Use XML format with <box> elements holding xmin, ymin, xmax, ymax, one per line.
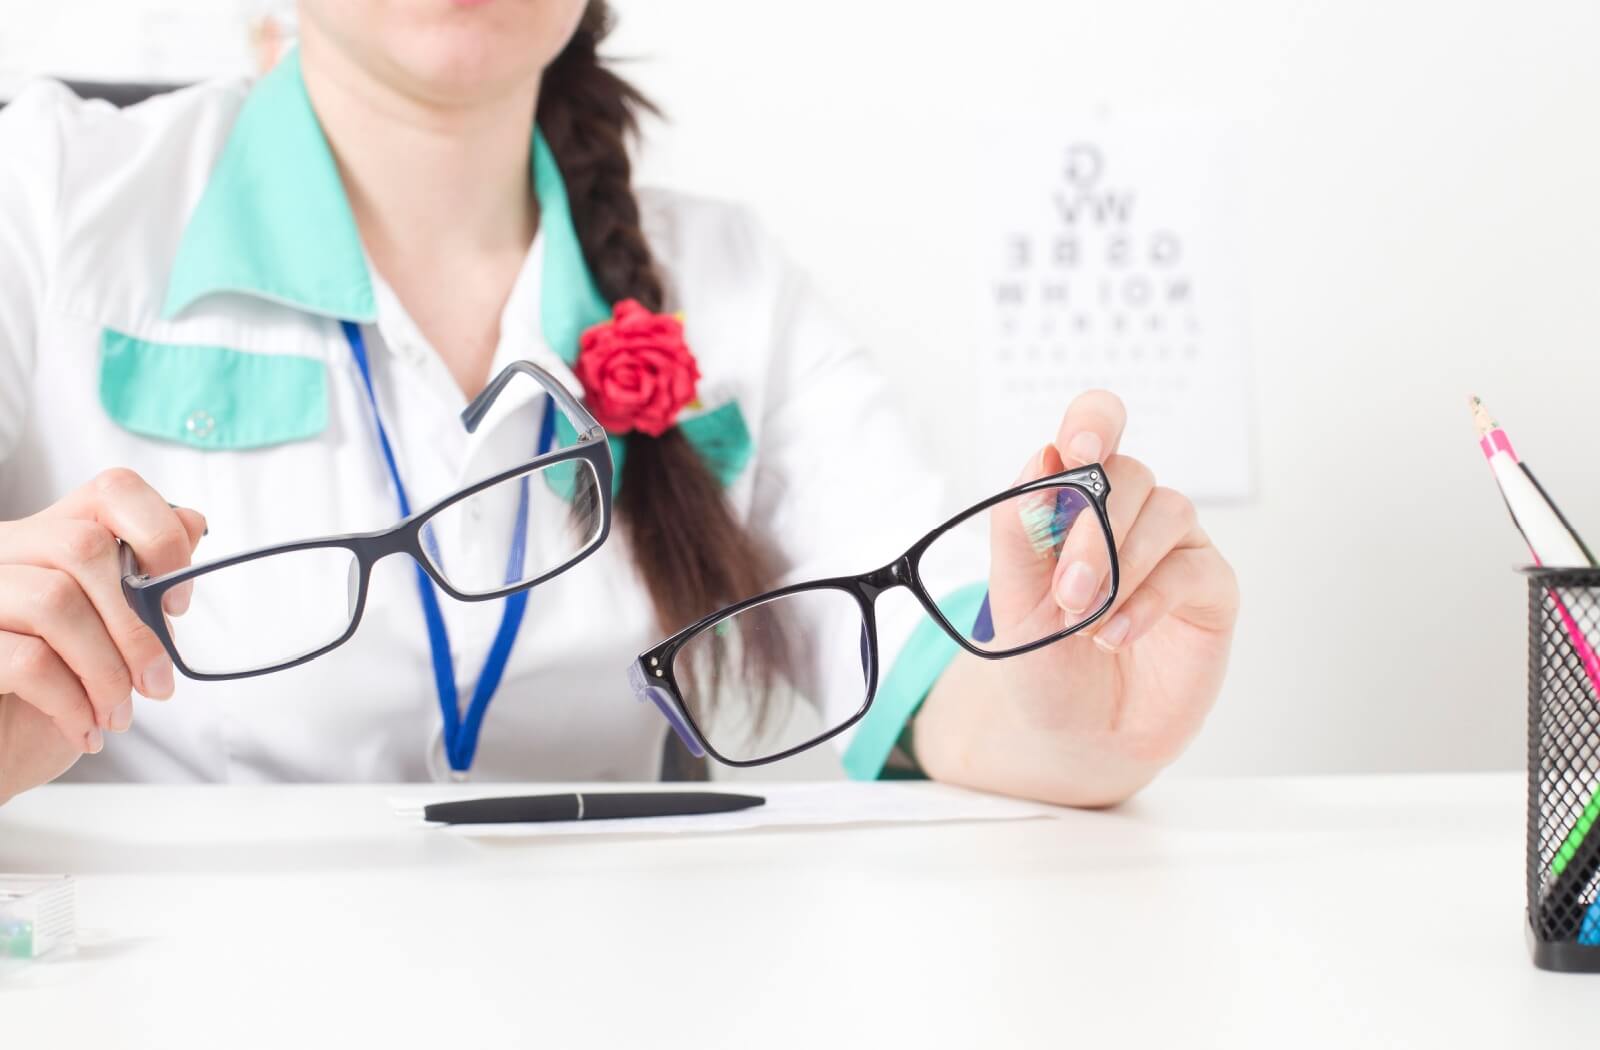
<box><xmin>974</xmin><ymin>114</ymin><xmax>1254</xmax><ymax>502</ymax></box>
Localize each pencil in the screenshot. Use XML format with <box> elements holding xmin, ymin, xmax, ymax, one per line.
<box><xmin>1471</xmin><ymin>397</ymin><xmax>1594</xmax><ymax>568</ymax></box>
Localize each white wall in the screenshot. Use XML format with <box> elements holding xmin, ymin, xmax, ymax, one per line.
<box><xmin>0</xmin><ymin>3</ymin><xmax>257</xmax><ymax>90</ymax></box>
<box><xmin>611</xmin><ymin>0</ymin><xmax>1600</xmax><ymax>776</ymax></box>
<box><xmin>6</xmin><ymin>1</ymin><xmax>1598</xmax><ymax>775</ymax></box>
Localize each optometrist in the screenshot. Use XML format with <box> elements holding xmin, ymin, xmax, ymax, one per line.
<box><xmin>0</xmin><ymin>1</ymin><xmax>1237</xmax><ymax>805</ymax></box>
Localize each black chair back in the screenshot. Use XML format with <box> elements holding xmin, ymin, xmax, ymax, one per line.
<box><xmin>1</xmin><ymin>80</ymin><xmax>182</xmax><ymax>111</ymax></box>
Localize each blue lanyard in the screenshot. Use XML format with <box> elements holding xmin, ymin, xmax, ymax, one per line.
<box><xmin>341</xmin><ymin>321</ymin><xmax>556</xmax><ymax>773</ymax></box>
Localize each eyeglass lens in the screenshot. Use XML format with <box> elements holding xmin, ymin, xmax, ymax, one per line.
<box><xmin>165</xmin><ymin>546</ymin><xmax>361</xmax><ymax>676</ymax></box>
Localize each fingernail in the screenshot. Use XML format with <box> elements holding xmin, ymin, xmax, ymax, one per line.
<box><xmin>142</xmin><ymin>660</ymin><xmax>174</xmax><ymax>698</ymax></box>
<box><xmin>1093</xmin><ymin>614</ymin><xmax>1131</xmax><ymax>652</ymax></box>
<box><xmin>84</xmin><ymin>726</ymin><xmax>104</xmax><ymax>754</ymax></box>
<box><xmin>168</xmin><ymin>502</ymin><xmax>207</xmax><ymax>537</ymax></box>
<box><xmin>109</xmin><ymin>697</ymin><xmax>133</xmax><ymax>733</ymax></box>
<box><xmin>1055</xmin><ymin>561</ymin><xmax>1097</xmax><ymax>614</ymax></box>
<box><xmin>1067</xmin><ymin>431</ymin><xmax>1102</xmax><ymax>466</ymax></box>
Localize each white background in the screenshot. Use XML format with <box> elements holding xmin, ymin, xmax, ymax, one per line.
<box><xmin>4</xmin><ymin>1</ymin><xmax>1599</xmax><ymax>775</ymax></box>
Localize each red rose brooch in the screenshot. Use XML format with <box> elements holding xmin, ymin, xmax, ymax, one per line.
<box><xmin>574</xmin><ymin>299</ymin><xmax>700</xmax><ymax>437</ymax></box>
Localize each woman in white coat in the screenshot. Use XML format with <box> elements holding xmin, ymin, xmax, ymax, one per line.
<box><xmin>0</xmin><ymin>1</ymin><xmax>1237</xmax><ymax>804</ymax></box>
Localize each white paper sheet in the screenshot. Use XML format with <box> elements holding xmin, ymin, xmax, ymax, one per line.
<box><xmin>973</xmin><ymin>111</ymin><xmax>1254</xmax><ymax>502</ymax></box>
<box><xmin>389</xmin><ymin>782</ymin><xmax>1058</xmax><ymax>838</ymax></box>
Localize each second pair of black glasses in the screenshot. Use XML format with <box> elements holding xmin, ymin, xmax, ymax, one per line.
<box><xmin>629</xmin><ymin>464</ymin><xmax>1119</xmax><ymax>766</ymax></box>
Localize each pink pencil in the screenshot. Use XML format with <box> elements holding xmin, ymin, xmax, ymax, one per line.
<box><xmin>1472</xmin><ymin>397</ymin><xmax>1593</xmax><ymax>568</ymax></box>
<box><xmin>1473</xmin><ymin>396</ymin><xmax>1600</xmax><ymax>882</ymax></box>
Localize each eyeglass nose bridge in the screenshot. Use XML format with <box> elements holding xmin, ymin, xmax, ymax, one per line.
<box><xmin>858</xmin><ymin>556</ymin><xmax>914</xmax><ymax>602</ymax></box>
<box><xmin>352</xmin><ymin>516</ymin><xmax>438</xmax><ymax>567</ymax></box>
<box><xmin>368</xmin><ymin>526</ymin><xmax>418</xmax><ymax>561</ymax></box>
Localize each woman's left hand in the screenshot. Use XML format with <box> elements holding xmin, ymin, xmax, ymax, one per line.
<box><xmin>915</xmin><ymin>390</ymin><xmax>1239</xmax><ymax>807</ymax></box>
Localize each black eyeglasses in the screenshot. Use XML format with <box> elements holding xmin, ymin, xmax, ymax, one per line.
<box><xmin>628</xmin><ymin>464</ymin><xmax>1118</xmax><ymax>766</ymax></box>
<box><xmin>120</xmin><ymin>361</ymin><xmax>613</xmax><ymax>681</ymax></box>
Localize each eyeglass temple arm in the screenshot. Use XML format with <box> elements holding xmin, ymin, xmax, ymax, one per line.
<box><xmin>116</xmin><ymin>540</ymin><xmax>163</xmax><ymax>634</ymax></box>
<box><xmin>460</xmin><ymin>360</ymin><xmax>605</xmax><ymax>443</ymax></box>
<box><xmin>627</xmin><ymin>659</ymin><xmax>706</xmax><ymax>759</ymax></box>
<box><xmin>118</xmin><ymin>539</ymin><xmax>144</xmax><ymax>581</ymax></box>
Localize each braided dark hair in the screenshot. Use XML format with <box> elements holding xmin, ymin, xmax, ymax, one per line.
<box><xmin>538</xmin><ymin>4</ymin><xmax>781</xmax><ymax>771</ymax></box>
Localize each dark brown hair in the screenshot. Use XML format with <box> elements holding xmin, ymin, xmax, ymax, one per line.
<box><xmin>537</xmin><ymin>3</ymin><xmax>781</xmax><ymax>763</ymax></box>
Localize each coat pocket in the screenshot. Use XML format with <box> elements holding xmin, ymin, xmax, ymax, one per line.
<box><xmin>99</xmin><ymin>329</ymin><xmax>327</xmax><ymax>450</ymax></box>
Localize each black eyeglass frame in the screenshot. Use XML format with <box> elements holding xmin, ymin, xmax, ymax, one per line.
<box><xmin>629</xmin><ymin>463</ymin><xmax>1118</xmax><ymax>767</ymax></box>
<box><xmin>120</xmin><ymin>361</ymin><xmax>613</xmax><ymax>682</ymax></box>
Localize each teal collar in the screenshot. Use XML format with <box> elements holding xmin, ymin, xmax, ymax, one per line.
<box><xmin>162</xmin><ymin>53</ymin><xmax>751</xmax><ymax>496</ymax></box>
<box><xmin>163</xmin><ymin>50</ymin><xmax>374</xmax><ymax>322</ymax></box>
<box><xmin>529</xmin><ymin>130</ymin><xmax>611</xmax><ymax>367</ymax></box>
<box><xmin>162</xmin><ymin>50</ymin><xmax>611</xmax><ymax>369</ymax></box>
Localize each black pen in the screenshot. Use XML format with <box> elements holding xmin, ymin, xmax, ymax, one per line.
<box><xmin>422</xmin><ymin>791</ymin><xmax>765</xmax><ymax>825</ymax></box>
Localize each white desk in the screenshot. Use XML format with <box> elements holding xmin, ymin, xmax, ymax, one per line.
<box><xmin>0</xmin><ymin>774</ymin><xmax>1586</xmax><ymax>1048</ymax></box>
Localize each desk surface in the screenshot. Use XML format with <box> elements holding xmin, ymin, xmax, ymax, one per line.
<box><xmin>0</xmin><ymin>774</ymin><xmax>1584</xmax><ymax>1049</ymax></box>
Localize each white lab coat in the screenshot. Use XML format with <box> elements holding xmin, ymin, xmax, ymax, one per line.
<box><xmin>0</xmin><ymin>72</ymin><xmax>967</xmax><ymax>784</ymax></box>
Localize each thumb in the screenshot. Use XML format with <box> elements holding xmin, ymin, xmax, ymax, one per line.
<box><xmin>171</xmin><ymin>506</ymin><xmax>208</xmax><ymax>550</ymax></box>
<box><xmin>162</xmin><ymin>506</ymin><xmax>208</xmax><ymax>617</ymax></box>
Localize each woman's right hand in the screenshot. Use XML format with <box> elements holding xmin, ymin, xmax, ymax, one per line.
<box><xmin>0</xmin><ymin>469</ymin><xmax>206</xmax><ymax>804</ymax></box>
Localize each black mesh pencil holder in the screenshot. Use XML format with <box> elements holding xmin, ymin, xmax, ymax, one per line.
<box><xmin>1525</xmin><ymin>567</ymin><xmax>1600</xmax><ymax>971</ymax></box>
